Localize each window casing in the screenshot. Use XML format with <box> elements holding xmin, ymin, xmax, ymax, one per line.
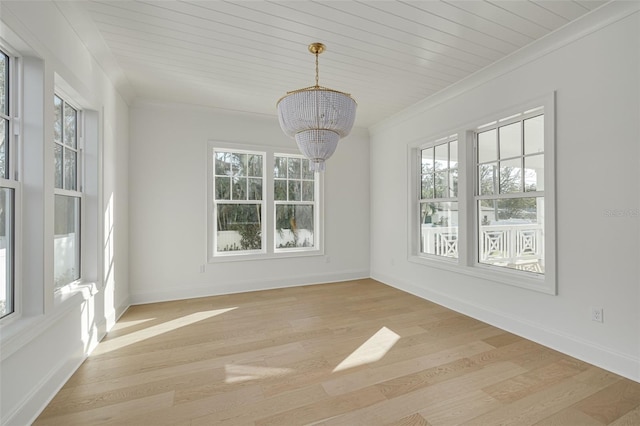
<box><xmin>212</xmin><ymin>149</ymin><xmax>265</xmax><ymax>255</ymax></box>
<box><xmin>274</xmin><ymin>154</ymin><xmax>318</xmax><ymax>252</ymax></box>
<box><xmin>53</xmin><ymin>94</ymin><xmax>82</xmax><ymax>290</ymax></box>
<box><xmin>209</xmin><ymin>143</ymin><xmax>322</xmax><ymax>261</ymax></box>
<box><xmin>475</xmin><ymin>109</ymin><xmax>545</xmax><ymax>274</ymax></box>
<box><xmin>419</xmin><ymin>136</ymin><xmax>458</xmax><ymax>259</ymax></box>
<box><xmin>409</xmin><ymin>94</ymin><xmax>556</xmax><ymax>294</ymax></box>
<box><xmin>0</xmin><ymin>47</ymin><xmax>18</xmax><ymax>320</ymax></box>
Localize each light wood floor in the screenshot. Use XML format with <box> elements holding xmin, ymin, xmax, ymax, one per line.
<box><xmin>35</xmin><ymin>279</ymin><xmax>640</xmax><ymax>425</ymax></box>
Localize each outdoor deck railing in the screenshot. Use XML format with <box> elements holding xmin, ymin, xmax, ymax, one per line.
<box><xmin>421</xmin><ymin>223</ymin><xmax>543</xmax><ymax>266</ymax></box>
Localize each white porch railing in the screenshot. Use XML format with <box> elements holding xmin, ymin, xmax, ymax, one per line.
<box><xmin>421</xmin><ymin>223</ymin><xmax>543</xmax><ymax>271</ymax></box>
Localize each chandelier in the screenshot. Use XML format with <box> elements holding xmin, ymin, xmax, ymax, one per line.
<box><xmin>277</xmin><ymin>43</ymin><xmax>357</xmax><ymax>172</ymax></box>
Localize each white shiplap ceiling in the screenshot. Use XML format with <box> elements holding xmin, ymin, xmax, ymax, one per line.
<box><xmin>57</xmin><ymin>0</ymin><xmax>607</xmax><ymax>128</ymax></box>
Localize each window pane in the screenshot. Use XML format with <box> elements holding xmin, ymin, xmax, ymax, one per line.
<box><xmin>64</xmin><ymin>102</ymin><xmax>77</xmax><ymax>148</ymax></box>
<box><xmin>215</xmin><ymin>176</ymin><xmax>230</xmax><ymax>200</ymax></box>
<box><xmin>274</xmin><ymin>156</ymin><xmax>287</xmax><ymax>178</ymax></box>
<box><xmin>449</xmin><ymin>168</ymin><xmax>458</xmax><ymax>198</ymax></box>
<box><xmin>54</xmin><ymin>96</ymin><xmax>63</xmax><ymax>144</ymax></box>
<box><xmin>275</xmin><ymin>204</ymin><xmax>314</xmax><ymax>249</ymax></box>
<box><xmin>232</xmin><ymin>177</ymin><xmax>247</xmax><ymax>200</ymax></box>
<box><xmin>248</xmin><ymin>178</ymin><xmax>262</xmax><ymax>200</ymax></box>
<box><xmin>54</xmin><ymin>195</ymin><xmax>81</xmax><ymax>289</ymax></box>
<box><xmin>248</xmin><ymin>154</ymin><xmax>262</xmax><ymax>177</ymax></box>
<box><xmin>478</xmin><ymin>163</ymin><xmax>497</xmax><ymax>196</ymax></box>
<box><xmin>274</xmin><ymin>179</ymin><xmax>287</xmax><ymax>201</ymax></box>
<box><xmin>288</xmin><ymin>180</ymin><xmax>301</xmax><ymax>201</ymax></box>
<box><xmin>302</xmin><ymin>181</ymin><xmax>314</xmax><ymax>202</ymax></box>
<box><xmin>215</xmin><ymin>152</ymin><xmax>230</xmax><ymax>176</ymax></box>
<box><xmin>302</xmin><ymin>159</ymin><xmax>314</xmax><ymax>180</ymax></box>
<box><xmin>231</xmin><ymin>153</ymin><xmax>247</xmax><ymax>176</ymax></box>
<box><xmin>288</xmin><ymin>157</ymin><xmax>301</xmax><ymax>179</ymax></box>
<box><xmin>525</xmin><ymin>154</ymin><xmax>544</xmax><ymax>192</ymax></box>
<box><xmin>499</xmin><ymin>122</ymin><xmax>521</xmax><ymax>159</ymax></box>
<box><xmin>449</xmin><ymin>140</ymin><xmax>458</xmax><ymax>168</ymax></box>
<box><xmin>0</xmin><ymin>52</ymin><xmax>7</xmax><ymax>115</ymax></box>
<box><xmin>478</xmin><ymin>129</ymin><xmax>497</xmax><ymax>163</ymax></box>
<box><xmin>421</xmin><ymin>147</ymin><xmax>433</xmax><ymax>174</ymax></box>
<box><xmin>499</xmin><ymin>158</ymin><xmax>522</xmax><ymax>194</ymax></box>
<box><xmin>0</xmin><ymin>118</ymin><xmax>7</xmax><ymax>179</ymax></box>
<box><xmin>435</xmin><ymin>144</ymin><xmax>448</xmax><ymax>171</ymax></box>
<box><xmin>421</xmin><ymin>173</ymin><xmax>434</xmax><ymax>199</ymax></box>
<box><xmin>54</xmin><ymin>144</ymin><xmax>63</xmax><ymax>189</ymax></box>
<box><xmin>64</xmin><ymin>148</ymin><xmax>77</xmax><ymax>191</ymax></box>
<box><xmin>524</xmin><ymin>115</ymin><xmax>544</xmax><ymax>155</ymax></box>
<box><xmin>216</xmin><ymin>204</ymin><xmax>262</xmax><ymax>252</ymax></box>
<box><xmin>434</xmin><ymin>171</ymin><xmax>447</xmax><ymax>198</ymax></box>
<box><xmin>0</xmin><ymin>188</ymin><xmax>14</xmax><ymax>318</ymax></box>
<box><xmin>420</xmin><ymin>201</ymin><xmax>458</xmax><ymax>258</ymax></box>
<box><xmin>478</xmin><ymin>197</ymin><xmax>544</xmax><ymax>274</ymax></box>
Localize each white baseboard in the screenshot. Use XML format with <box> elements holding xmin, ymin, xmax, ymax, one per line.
<box><xmin>3</xmin><ymin>298</ymin><xmax>132</xmax><ymax>426</ymax></box>
<box><xmin>130</xmin><ymin>270</ymin><xmax>370</xmax><ymax>305</ymax></box>
<box><xmin>3</xmin><ymin>350</ymin><xmax>86</xmax><ymax>426</ymax></box>
<box><xmin>372</xmin><ymin>271</ymin><xmax>640</xmax><ymax>383</ymax></box>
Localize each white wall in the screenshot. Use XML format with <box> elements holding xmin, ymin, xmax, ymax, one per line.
<box><xmin>0</xmin><ymin>2</ymin><xmax>130</xmax><ymax>424</ymax></box>
<box><xmin>370</xmin><ymin>4</ymin><xmax>640</xmax><ymax>382</ymax></box>
<box><xmin>129</xmin><ymin>102</ymin><xmax>369</xmax><ymax>303</ymax></box>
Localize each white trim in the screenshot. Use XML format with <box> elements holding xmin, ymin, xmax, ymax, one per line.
<box><xmin>207</xmin><ymin>141</ymin><xmax>325</xmax><ymax>262</ymax></box>
<box><xmin>407</xmin><ymin>93</ymin><xmax>556</xmax><ymax>295</ymax></box>
<box><xmin>129</xmin><ymin>269</ymin><xmax>369</xmax><ymax>305</ymax></box>
<box><xmin>372</xmin><ymin>272</ymin><xmax>640</xmax><ymax>383</ymax></box>
<box><xmin>371</xmin><ymin>1</ymin><xmax>640</xmax><ymax>134</ymax></box>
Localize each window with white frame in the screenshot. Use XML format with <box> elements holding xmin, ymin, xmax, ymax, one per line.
<box><xmin>419</xmin><ymin>136</ymin><xmax>458</xmax><ymax>258</ymax></box>
<box><xmin>53</xmin><ymin>94</ymin><xmax>82</xmax><ymax>290</ymax></box>
<box><xmin>212</xmin><ymin>149</ymin><xmax>265</xmax><ymax>254</ymax></box>
<box><xmin>411</xmin><ymin>96</ymin><xmax>555</xmax><ymax>294</ymax></box>
<box><xmin>274</xmin><ymin>154</ymin><xmax>317</xmax><ymax>251</ymax></box>
<box><xmin>209</xmin><ymin>144</ymin><xmax>322</xmax><ymax>260</ymax></box>
<box><xmin>0</xmin><ymin>48</ymin><xmax>17</xmax><ymax>318</ymax></box>
<box><xmin>475</xmin><ymin>108</ymin><xmax>545</xmax><ymax>274</ymax></box>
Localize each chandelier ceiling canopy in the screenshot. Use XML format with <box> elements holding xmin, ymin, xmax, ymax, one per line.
<box><xmin>277</xmin><ymin>43</ymin><xmax>357</xmax><ymax>172</ymax></box>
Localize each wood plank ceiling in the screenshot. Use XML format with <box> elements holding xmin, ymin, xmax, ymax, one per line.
<box><xmin>58</xmin><ymin>0</ymin><xmax>607</xmax><ymax>128</ymax></box>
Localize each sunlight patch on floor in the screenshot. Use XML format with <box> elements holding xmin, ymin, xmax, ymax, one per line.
<box><xmin>225</xmin><ymin>364</ymin><xmax>293</xmax><ymax>383</ymax></box>
<box><xmin>333</xmin><ymin>326</ymin><xmax>401</xmax><ymax>372</ymax></box>
<box><xmin>109</xmin><ymin>318</ymin><xmax>156</xmax><ymax>332</ymax></box>
<box><xmin>92</xmin><ymin>307</ymin><xmax>237</xmax><ymax>355</ymax></box>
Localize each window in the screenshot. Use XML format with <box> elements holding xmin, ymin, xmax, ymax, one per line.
<box><xmin>213</xmin><ymin>149</ymin><xmax>265</xmax><ymax>254</ymax></box>
<box><xmin>0</xmin><ymin>48</ymin><xmax>17</xmax><ymax>319</ymax></box>
<box><xmin>53</xmin><ymin>94</ymin><xmax>82</xmax><ymax>290</ymax></box>
<box><xmin>410</xmin><ymin>95</ymin><xmax>555</xmax><ymax>294</ymax></box>
<box><xmin>274</xmin><ymin>155</ymin><xmax>317</xmax><ymax>251</ymax></box>
<box><xmin>209</xmin><ymin>144</ymin><xmax>322</xmax><ymax>260</ymax></box>
<box><xmin>419</xmin><ymin>136</ymin><xmax>458</xmax><ymax>258</ymax></box>
<box><xmin>476</xmin><ymin>109</ymin><xmax>545</xmax><ymax>274</ymax></box>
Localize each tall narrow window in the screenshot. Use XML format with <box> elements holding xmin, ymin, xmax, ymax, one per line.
<box><xmin>475</xmin><ymin>108</ymin><xmax>545</xmax><ymax>274</ymax></box>
<box><xmin>274</xmin><ymin>154</ymin><xmax>317</xmax><ymax>251</ymax></box>
<box><xmin>419</xmin><ymin>136</ymin><xmax>458</xmax><ymax>258</ymax></box>
<box><xmin>0</xmin><ymin>48</ymin><xmax>16</xmax><ymax>319</ymax></box>
<box><xmin>53</xmin><ymin>95</ymin><xmax>82</xmax><ymax>289</ymax></box>
<box><xmin>213</xmin><ymin>149</ymin><xmax>265</xmax><ymax>254</ymax></box>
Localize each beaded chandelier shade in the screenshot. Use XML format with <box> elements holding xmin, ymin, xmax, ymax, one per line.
<box><xmin>277</xmin><ymin>43</ymin><xmax>357</xmax><ymax>172</ymax></box>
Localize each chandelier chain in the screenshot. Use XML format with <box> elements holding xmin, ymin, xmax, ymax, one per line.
<box><xmin>315</xmin><ymin>52</ymin><xmax>319</xmax><ymax>87</ymax></box>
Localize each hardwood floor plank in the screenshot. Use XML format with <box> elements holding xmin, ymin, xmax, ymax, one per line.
<box><xmin>533</xmin><ymin>408</ymin><xmax>605</xmax><ymax>426</ymax></box>
<box><xmin>385</xmin><ymin>413</ymin><xmax>432</xmax><ymax>426</ymax></box>
<box><xmin>32</xmin><ymin>279</ymin><xmax>640</xmax><ymax>426</ymax></box>
<box><xmin>573</xmin><ymin>378</ymin><xmax>640</xmax><ymax>424</ymax></box>
<box><xmin>608</xmin><ymin>405</ymin><xmax>640</xmax><ymax>425</ymax></box>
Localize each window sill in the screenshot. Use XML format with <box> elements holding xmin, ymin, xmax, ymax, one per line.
<box><xmin>0</xmin><ymin>281</ymin><xmax>99</xmax><ymax>361</ymax></box>
<box><xmin>209</xmin><ymin>248</ymin><xmax>324</xmax><ymax>263</ymax></box>
<box><xmin>54</xmin><ymin>281</ymin><xmax>99</xmax><ymax>307</ymax></box>
<box><xmin>408</xmin><ymin>254</ymin><xmax>555</xmax><ymax>295</ymax></box>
